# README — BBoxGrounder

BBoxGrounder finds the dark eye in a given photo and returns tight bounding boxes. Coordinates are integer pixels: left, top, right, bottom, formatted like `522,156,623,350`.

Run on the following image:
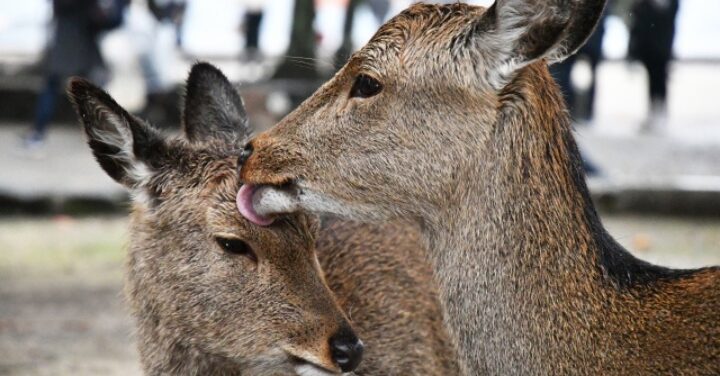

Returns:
350,74,383,98
215,237,258,263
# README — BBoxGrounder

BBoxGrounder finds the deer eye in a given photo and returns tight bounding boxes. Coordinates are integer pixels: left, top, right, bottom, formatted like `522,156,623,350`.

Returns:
215,237,258,263
350,74,383,98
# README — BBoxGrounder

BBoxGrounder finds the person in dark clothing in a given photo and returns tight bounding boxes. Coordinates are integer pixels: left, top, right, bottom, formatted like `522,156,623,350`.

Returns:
240,1,265,62
551,0,613,124
24,0,107,148
549,4,609,176
550,15,606,123
628,0,679,132
147,0,186,46
140,0,185,125
245,11,263,55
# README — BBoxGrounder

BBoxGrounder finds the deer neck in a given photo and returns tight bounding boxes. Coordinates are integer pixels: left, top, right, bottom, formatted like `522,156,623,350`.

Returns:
420,64,605,372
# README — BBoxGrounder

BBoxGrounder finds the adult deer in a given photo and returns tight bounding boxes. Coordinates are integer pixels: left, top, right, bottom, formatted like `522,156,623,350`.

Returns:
237,2,720,375
68,63,458,375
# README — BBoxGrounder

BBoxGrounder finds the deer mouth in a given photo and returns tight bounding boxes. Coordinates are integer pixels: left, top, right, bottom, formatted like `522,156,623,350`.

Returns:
238,180,354,225
292,359,341,376
286,350,343,376
236,183,300,226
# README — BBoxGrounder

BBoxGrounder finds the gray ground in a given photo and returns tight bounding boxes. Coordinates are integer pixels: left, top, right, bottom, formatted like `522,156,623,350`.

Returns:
0,215,719,375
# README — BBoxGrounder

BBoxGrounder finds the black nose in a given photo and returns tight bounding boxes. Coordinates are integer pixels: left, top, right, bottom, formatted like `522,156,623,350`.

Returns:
329,329,364,372
238,142,253,166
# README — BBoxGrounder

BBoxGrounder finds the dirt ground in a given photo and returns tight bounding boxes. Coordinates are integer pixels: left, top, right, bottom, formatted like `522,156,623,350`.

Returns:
1,214,719,375
0,216,139,376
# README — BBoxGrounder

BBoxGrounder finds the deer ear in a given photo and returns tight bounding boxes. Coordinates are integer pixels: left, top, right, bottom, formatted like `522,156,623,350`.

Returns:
473,0,606,87
182,62,250,145
67,78,164,188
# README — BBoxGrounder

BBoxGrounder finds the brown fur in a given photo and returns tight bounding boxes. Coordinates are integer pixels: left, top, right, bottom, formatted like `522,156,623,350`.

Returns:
125,154,458,375
68,64,458,375
318,220,460,375
239,2,720,375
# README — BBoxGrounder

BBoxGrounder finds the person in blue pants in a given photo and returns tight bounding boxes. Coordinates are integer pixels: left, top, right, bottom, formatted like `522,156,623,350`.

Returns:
24,0,106,149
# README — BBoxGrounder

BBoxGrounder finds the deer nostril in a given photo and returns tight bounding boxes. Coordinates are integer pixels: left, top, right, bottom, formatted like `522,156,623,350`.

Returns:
329,330,364,372
238,143,253,166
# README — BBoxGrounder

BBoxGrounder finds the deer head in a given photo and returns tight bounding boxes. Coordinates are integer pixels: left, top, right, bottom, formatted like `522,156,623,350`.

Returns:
68,63,363,375
237,0,605,225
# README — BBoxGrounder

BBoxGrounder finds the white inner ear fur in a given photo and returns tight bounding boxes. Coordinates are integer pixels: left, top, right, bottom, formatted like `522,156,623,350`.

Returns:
479,21,528,89
482,2,570,89
88,107,133,156
87,105,153,206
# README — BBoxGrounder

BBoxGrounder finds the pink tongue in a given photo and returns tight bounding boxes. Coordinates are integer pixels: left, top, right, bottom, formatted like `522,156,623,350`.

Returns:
236,184,274,226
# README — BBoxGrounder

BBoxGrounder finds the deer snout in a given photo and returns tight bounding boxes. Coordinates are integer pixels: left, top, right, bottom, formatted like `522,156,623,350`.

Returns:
284,322,364,374
238,134,303,187
329,328,364,372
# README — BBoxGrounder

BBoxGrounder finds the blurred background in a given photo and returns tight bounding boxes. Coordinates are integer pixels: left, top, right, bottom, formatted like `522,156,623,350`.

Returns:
1,0,719,374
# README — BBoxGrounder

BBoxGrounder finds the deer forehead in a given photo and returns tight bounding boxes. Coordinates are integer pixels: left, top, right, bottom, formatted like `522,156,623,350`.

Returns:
361,4,486,60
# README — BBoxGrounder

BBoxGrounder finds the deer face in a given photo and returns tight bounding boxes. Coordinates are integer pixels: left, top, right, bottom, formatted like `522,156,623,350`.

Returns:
237,1,606,225
68,64,363,375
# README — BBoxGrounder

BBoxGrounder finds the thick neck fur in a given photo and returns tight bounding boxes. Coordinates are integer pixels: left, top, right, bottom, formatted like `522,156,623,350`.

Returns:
420,62,720,375
421,62,601,374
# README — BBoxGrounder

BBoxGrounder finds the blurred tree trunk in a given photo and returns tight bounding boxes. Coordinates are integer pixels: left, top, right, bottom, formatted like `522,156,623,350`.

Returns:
273,0,317,79
608,0,631,24
334,0,362,68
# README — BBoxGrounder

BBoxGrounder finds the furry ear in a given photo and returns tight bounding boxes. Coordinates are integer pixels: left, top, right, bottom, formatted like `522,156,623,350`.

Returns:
470,0,606,87
67,78,164,188
182,62,250,145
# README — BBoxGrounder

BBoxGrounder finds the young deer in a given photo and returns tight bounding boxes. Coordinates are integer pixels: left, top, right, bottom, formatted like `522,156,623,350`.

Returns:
237,1,720,375
68,63,458,375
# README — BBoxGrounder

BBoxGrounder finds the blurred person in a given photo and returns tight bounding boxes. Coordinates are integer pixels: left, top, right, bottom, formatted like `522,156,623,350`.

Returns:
335,0,359,65
140,0,186,124
274,0,316,79
367,0,390,21
147,0,185,46
335,0,389,65
628,0,679,132
241,0,265,61
549,4,610,176
550,4,609,125
23,0,128,149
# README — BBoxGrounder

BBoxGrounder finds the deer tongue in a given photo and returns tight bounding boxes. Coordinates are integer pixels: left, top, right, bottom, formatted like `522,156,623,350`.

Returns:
236,184,300,226
237,184,274,226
